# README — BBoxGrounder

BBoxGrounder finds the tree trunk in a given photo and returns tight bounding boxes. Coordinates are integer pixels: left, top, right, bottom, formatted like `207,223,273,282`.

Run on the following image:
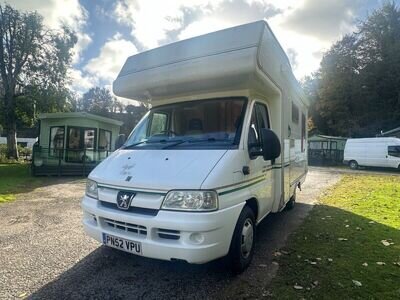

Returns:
4,89,19,160
6,124,18,159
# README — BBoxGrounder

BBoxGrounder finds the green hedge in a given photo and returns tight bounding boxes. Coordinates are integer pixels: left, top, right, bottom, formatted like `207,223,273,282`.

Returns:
0,144,32,163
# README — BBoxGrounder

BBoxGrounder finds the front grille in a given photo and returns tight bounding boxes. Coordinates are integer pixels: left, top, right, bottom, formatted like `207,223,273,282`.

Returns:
103,218,147,236
99,201,158,216
157,228,181,240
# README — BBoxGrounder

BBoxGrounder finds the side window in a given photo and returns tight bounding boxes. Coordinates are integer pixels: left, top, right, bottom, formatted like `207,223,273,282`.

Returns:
301,112,306,152
388,146,400,158
292,102,299,124
255,103,270,130
99,129,111,151
248,102,270,156
49,126,65,157
149,112,168,136
248,107,260,148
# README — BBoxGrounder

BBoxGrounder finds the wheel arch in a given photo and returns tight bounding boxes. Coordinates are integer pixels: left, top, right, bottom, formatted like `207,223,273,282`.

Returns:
245,197,259,221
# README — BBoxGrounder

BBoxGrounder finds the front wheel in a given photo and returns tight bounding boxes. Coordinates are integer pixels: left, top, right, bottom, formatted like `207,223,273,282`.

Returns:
228,206,256,273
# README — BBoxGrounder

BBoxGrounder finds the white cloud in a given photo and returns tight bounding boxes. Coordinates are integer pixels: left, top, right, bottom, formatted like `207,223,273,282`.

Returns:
5,0,91,64
178,18,232,40
84,34,138,81
114,0,223,49
68,69,97,93
112,0,321,78
281,0,363,41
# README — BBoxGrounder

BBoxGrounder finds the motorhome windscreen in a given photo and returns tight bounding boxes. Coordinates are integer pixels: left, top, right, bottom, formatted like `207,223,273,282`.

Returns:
124,97,247,150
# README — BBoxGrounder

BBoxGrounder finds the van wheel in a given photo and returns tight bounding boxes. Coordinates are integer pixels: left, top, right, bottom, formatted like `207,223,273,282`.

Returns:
229,206,256,274
286,191,296,210
349,160,358,170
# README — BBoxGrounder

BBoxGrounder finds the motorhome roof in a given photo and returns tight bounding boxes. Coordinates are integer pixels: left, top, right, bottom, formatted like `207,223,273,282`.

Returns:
113,20,308,107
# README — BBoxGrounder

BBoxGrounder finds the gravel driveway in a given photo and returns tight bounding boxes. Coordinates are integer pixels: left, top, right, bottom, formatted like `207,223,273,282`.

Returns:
0,168,341,299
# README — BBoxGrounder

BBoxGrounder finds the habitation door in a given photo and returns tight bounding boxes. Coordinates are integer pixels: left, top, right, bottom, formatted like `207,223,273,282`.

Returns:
66,127,97,163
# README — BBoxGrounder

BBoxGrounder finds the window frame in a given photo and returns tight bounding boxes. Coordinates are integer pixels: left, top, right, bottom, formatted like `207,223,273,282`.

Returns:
247,101,271,159
124,97,248,150
48,126,65,158
301,112,306,152
292,102,299,124
98,129,112,152
388,145,400,158
148,111,169,137
65,126,98,163
65,126,98,151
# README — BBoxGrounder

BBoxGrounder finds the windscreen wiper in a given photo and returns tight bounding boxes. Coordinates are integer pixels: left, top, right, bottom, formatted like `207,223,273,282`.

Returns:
162,139,190,149
188,137,233,144
122,140,148,149
164,138,234,149
123,139,185,149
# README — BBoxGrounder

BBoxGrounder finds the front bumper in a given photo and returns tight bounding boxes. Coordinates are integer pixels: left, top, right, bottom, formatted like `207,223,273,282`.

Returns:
81,196,244,264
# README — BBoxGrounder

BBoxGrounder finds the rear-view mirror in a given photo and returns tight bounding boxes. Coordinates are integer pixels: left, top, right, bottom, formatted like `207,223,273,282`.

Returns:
115,134,126,149
260,128,281,161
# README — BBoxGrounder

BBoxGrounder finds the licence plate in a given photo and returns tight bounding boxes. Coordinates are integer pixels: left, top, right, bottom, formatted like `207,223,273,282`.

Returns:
102,233,142,255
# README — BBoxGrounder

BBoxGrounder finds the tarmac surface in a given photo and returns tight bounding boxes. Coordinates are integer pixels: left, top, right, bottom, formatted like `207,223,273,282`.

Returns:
0,168,342,299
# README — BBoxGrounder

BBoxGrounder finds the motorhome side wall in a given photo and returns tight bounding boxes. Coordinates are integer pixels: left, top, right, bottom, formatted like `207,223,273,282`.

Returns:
255,24,308,211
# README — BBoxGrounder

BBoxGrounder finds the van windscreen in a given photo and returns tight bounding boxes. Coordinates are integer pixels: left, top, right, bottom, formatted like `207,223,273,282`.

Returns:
124,97,247,150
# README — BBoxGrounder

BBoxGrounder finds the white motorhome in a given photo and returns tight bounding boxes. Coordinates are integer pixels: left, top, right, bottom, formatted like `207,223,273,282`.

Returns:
344,137,400,170
82,21,309,272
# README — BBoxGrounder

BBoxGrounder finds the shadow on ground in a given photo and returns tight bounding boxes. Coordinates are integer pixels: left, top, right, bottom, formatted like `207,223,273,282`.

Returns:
29,203,315,299
29,201,400,299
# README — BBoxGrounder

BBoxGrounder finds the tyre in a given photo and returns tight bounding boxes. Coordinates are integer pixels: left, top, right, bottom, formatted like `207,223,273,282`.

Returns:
349,160,358,170
229,206,256,273
286,191,296,210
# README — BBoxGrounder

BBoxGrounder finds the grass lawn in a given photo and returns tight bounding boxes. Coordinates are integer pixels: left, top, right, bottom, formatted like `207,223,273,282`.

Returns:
0,163,41,203
268,175,400,299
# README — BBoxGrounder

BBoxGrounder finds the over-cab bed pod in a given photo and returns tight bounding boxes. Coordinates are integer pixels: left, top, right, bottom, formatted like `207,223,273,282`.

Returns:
113,20,308,109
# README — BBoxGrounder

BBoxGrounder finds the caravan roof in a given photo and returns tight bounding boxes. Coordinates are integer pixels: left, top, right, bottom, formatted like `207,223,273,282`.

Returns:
113,20,308,107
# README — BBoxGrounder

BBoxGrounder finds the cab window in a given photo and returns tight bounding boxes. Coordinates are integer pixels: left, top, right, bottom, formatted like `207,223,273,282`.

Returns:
388,145,400,157
149,112,168,136
248,102,270,156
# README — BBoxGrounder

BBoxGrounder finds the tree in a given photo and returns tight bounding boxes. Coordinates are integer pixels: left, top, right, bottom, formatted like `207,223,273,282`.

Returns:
0,5,76,158
80,87,119,115
308,2,400,137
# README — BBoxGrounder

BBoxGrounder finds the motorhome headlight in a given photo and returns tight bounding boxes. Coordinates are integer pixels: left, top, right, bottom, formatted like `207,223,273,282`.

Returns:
86,179,98,199
162,191,218,211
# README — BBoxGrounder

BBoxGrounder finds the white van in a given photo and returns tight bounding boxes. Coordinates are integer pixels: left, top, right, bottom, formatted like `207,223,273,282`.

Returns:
344,137,400,170
81,21,309,272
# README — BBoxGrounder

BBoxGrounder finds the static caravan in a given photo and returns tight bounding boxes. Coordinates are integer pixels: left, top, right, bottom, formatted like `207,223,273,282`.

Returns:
82,21,309,272
33,112,122,176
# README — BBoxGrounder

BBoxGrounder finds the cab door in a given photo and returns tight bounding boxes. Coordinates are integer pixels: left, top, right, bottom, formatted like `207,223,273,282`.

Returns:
246,101,274,220
387,145,400,168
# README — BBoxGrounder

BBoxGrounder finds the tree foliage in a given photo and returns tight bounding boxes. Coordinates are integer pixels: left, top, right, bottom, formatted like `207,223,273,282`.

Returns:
0,4,76,158
306,2,400,137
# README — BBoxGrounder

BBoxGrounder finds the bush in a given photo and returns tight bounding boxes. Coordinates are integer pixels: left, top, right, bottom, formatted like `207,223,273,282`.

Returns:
0,144,32,163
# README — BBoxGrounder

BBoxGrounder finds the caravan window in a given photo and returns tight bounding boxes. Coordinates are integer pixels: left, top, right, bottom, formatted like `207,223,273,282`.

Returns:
292,102,299,124
388,146,400,157
301,112,306,152
49,126,65,157
99,129,111,151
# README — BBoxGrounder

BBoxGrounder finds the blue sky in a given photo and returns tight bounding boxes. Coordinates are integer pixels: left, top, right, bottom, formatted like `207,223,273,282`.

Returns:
4,0,395,103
